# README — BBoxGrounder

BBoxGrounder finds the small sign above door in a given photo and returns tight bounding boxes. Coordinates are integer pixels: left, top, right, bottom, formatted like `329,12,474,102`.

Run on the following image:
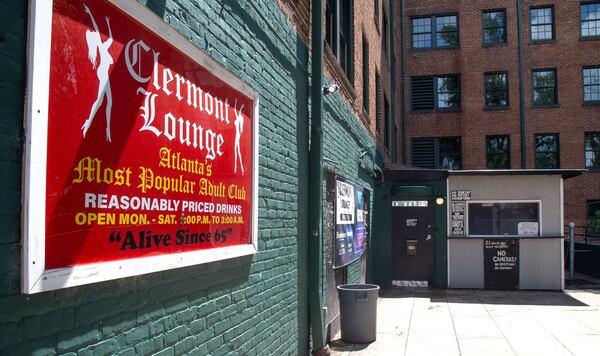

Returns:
392,200,429,207
451,190,471,201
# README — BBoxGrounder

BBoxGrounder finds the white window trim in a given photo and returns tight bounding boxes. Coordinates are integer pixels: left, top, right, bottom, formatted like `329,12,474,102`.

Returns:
465,200,543,238
22,0,260,294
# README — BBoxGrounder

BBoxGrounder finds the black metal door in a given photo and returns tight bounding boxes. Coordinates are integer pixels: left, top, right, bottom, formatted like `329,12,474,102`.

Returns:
391,203,434,282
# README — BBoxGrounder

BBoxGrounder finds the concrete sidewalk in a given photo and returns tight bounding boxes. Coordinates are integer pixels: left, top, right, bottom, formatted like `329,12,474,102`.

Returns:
330,285,600,355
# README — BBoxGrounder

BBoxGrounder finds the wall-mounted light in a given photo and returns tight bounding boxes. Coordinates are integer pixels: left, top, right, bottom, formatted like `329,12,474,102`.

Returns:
322,84,340,95
435,195,445,206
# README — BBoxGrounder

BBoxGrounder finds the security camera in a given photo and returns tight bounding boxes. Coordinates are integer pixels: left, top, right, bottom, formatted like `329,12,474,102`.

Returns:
323,84,340,95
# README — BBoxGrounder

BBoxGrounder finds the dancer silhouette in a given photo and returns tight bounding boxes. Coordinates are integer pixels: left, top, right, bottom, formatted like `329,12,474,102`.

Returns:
234,101,244,175
81,4,114,142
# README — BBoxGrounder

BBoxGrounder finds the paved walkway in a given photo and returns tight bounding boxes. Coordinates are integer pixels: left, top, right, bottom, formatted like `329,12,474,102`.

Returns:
330,282,600,355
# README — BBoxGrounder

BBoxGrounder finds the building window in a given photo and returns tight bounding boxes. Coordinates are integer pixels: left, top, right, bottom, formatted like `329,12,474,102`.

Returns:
325,0,353,81
581,2,600,39
411,75,460,111
588,200,600,236
530,6,554,41
486,135,510,169
411,137,461,170
362,35,369,113
393,124,398,162
384,95,391,153
436,76,461,109
326,0,336,53
584,67,600,104
411,15,459,49
382,8,388,58
376,70,381,133
585,132,600,169
532,69,557,106
339,0,353,81
468,202,540,236
534,134,559,169
482,10,507,45
484,72,508,108
374,0,379,29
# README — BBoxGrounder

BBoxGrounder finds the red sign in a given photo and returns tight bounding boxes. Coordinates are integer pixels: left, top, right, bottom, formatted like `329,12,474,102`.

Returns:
42,0,257,269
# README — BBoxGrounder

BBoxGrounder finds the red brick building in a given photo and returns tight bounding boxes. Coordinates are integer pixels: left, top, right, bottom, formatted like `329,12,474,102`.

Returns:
397,0,600,236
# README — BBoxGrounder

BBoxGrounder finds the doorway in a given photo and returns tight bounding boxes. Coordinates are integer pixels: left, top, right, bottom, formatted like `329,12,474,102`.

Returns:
391,201,434,285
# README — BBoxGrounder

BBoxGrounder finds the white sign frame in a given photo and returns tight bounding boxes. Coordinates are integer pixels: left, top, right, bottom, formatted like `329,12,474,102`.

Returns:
464,200,542,238
22,0,260,294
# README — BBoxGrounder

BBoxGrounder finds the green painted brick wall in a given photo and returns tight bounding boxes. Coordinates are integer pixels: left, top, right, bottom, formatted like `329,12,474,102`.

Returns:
0,0,311,354
321,82,378,303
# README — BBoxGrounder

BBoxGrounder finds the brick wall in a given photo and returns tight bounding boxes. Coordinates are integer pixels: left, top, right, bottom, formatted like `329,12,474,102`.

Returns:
0,0,312,354
319,0,384,305
400,0,600,232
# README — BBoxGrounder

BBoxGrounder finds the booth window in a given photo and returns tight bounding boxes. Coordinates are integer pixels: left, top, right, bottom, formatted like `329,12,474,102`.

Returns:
468,202,540,236
534,133,559,169
482,10,507,45
486,135,510,169
585,132,600,169
588,200,600,236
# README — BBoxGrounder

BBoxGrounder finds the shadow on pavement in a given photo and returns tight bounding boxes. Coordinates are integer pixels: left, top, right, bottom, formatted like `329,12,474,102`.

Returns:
379,287,589,307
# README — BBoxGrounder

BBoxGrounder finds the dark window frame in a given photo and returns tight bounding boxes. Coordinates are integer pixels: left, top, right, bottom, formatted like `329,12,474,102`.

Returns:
374,0,379,32
325,0,337,54
438,137,462,170
362,33,369,114
384,94,390,152
376,70,381,133
484,71,509,108
382,6,388,59
583,66,600,105
585,132,600,170
467,202,540,237
532,68,558,107
410,74,461,111
534,133,560,169
411,137,462,170
482,9,507,45
581,1,600,40
325,0,354,83
529,5,555,42
410,13,460,49
587,199,600,236
486,135,511,169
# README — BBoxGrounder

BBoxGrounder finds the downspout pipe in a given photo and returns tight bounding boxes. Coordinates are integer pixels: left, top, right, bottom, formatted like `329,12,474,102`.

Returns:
516,0,527,168
400,0,408,164
309,0,326,352
389,0,397,162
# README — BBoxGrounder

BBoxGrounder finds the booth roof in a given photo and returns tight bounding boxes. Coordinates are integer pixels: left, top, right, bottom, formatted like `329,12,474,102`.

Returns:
448,169,585,180
381,164,585,182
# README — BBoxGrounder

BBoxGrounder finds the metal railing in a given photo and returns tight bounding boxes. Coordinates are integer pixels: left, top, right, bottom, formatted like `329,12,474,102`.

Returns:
563,224,600,245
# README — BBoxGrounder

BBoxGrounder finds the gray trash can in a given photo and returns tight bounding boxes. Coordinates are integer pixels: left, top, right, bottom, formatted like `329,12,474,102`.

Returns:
337,284,380,343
